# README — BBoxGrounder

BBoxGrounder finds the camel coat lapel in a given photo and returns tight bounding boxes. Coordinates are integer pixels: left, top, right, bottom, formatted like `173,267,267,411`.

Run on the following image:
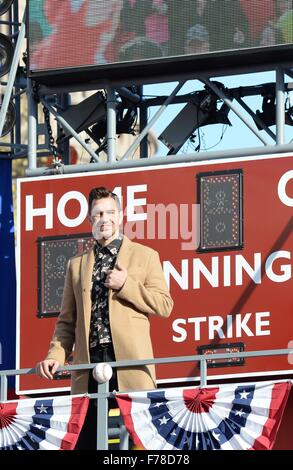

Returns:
81,246,95,346
80,235,131,334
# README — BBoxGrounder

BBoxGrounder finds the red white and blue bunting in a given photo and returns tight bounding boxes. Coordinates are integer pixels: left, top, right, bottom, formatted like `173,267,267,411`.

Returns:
116,381,291,450
0,395,89,450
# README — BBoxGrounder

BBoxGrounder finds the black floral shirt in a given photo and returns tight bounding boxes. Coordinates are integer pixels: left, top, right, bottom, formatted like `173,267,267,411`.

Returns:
89,234,123,350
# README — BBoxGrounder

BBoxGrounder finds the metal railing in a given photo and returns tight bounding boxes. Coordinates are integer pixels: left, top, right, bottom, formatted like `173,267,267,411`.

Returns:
1,348,292,450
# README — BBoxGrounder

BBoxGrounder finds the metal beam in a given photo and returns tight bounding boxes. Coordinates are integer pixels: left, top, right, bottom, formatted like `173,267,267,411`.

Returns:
106,87,116,163
138,85,149,158
121,81,185,160
1,348,292,377
41,98,100,163
27,79,37,169
0,15,26,136
235,96,276,142
200,78,270,146
36,59,293,96
26,142,293,177
276,67,285,145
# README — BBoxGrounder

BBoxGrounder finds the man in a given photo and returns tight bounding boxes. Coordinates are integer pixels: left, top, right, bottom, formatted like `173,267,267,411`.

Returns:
36,186,173,448
184,24,210,55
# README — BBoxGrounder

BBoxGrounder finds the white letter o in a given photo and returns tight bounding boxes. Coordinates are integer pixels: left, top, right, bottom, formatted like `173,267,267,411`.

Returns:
278,170,293,207
57,191,88,227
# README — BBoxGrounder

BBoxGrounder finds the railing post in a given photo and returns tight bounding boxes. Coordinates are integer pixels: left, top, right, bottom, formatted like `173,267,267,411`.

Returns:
0,375,8,401
27,78,37,169
96,381,109,450
106,87,117,163
200,358,207,388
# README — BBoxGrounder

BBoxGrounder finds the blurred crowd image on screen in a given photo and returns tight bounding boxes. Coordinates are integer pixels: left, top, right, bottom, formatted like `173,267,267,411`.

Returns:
30,0,293,70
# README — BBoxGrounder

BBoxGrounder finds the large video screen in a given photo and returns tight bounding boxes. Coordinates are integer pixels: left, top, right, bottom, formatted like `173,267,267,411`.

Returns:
28,1,293,82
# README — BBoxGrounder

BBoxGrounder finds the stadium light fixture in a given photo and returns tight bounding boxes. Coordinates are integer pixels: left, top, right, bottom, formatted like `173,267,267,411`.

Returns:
159,85,231,155
0,33,13,77
255,94,293,129
0,97,16,136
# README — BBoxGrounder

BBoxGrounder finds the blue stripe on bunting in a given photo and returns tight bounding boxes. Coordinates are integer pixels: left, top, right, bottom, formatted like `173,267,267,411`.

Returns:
147,385,256,450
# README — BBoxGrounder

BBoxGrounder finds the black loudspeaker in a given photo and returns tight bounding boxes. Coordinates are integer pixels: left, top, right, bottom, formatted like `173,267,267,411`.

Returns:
28,1,293,87
197,342,245,368
197,169,243,252
37,233,94,318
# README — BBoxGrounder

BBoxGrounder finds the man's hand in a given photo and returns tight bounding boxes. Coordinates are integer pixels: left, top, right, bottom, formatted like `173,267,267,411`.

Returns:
35,359,60,380
104,262,127,290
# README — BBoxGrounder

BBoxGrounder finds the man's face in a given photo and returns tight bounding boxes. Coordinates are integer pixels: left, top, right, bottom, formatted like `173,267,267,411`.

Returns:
89,197,122,243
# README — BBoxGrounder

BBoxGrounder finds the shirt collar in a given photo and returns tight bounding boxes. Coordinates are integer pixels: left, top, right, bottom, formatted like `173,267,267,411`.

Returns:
94,233,123,256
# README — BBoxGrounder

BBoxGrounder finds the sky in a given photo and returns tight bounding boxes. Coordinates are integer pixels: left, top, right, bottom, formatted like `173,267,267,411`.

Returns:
145,70,293,157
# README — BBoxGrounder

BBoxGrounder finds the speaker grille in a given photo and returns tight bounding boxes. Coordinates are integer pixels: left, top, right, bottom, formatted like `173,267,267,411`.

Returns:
37,233,94,318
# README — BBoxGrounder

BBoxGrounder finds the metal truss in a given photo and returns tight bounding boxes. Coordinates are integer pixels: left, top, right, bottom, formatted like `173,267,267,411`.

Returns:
0,0,26,159
26,65,293,177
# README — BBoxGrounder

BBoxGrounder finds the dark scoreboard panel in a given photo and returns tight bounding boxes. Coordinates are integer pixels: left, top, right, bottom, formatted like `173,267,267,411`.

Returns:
37,234,94,317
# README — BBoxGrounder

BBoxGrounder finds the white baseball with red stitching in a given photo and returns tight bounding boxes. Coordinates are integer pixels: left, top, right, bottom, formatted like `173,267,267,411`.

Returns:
92,362,113,383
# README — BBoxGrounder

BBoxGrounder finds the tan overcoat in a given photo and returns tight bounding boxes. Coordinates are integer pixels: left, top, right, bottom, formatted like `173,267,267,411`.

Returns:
46,236,173,394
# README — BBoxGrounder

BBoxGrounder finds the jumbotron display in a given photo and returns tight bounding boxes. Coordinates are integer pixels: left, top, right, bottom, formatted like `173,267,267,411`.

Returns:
28,1,293,84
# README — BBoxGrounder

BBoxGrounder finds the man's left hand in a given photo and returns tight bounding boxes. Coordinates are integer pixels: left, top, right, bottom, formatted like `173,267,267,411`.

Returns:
105,262,127,290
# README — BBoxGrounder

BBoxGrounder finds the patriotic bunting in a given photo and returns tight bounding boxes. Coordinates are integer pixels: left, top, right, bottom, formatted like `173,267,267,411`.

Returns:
116,381,291,450
0,395,89,450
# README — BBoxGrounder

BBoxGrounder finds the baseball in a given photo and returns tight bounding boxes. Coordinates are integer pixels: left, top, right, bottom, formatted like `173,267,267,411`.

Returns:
92,362,113,383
